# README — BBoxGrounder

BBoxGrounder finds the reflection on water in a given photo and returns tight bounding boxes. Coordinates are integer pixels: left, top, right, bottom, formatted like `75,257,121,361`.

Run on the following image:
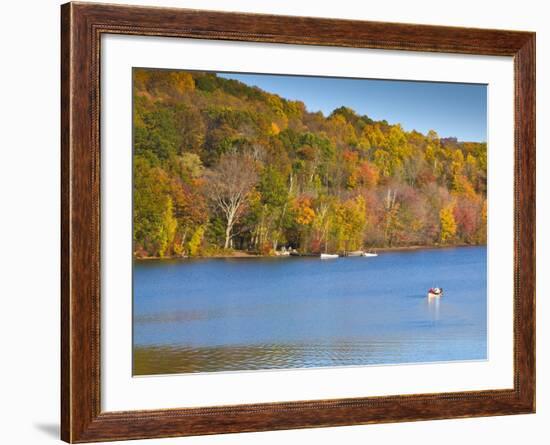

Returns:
133,247,487,375
428,296,441,321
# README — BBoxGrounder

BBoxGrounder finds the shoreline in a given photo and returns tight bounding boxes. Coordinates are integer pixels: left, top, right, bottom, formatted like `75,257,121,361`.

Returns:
134,244,485,261
369,243,478,253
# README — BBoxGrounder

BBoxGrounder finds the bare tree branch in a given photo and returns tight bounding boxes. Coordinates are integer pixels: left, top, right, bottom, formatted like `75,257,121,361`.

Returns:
205,151,258,249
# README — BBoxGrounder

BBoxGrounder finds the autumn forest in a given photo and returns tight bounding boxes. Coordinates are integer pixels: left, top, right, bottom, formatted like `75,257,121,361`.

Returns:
133,69,487,258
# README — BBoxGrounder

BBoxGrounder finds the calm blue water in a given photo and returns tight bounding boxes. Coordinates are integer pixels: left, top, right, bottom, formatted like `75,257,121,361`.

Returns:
133,246,487,375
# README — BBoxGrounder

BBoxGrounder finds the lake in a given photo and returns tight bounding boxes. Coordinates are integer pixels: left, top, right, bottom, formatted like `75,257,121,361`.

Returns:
133,246,487,375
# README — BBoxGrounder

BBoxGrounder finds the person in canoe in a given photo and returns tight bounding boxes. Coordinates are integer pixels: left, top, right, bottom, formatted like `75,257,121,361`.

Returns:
428,287,444,298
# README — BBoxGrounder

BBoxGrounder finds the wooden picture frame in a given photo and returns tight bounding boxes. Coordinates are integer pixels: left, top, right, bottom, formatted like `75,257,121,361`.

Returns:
61,2,535,442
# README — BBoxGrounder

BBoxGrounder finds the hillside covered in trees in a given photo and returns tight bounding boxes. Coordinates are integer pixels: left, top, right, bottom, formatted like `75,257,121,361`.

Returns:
133,69,487,258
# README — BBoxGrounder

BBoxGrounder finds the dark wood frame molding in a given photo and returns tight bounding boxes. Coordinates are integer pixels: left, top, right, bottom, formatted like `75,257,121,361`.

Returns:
61,2,536,442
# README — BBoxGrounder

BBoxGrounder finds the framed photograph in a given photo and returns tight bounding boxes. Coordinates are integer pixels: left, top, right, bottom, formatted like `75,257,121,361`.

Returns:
61,2,535,442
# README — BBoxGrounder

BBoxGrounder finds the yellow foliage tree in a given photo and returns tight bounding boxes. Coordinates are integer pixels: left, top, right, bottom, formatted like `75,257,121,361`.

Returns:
159,198,177,257
294,198,316,226
331,196,367,251
187,226,205,256
270,122,281,135
172,72,195,94
439,203,457,243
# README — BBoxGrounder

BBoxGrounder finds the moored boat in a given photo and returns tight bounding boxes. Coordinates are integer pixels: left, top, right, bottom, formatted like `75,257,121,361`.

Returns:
290,251,318,257
361,252,378,257
320,253,339,259
275,247,291,256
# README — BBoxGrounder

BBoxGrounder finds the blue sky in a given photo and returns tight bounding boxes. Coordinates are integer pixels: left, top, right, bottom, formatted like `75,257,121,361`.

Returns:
218,72,487,142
